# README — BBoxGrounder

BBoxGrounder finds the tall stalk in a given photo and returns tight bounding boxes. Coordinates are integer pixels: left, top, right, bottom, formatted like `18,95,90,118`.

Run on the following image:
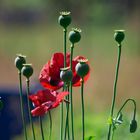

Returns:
70,44,75,140
49,111,52,140
64,86,70,140
60,28,67,140
18,72,28,140
58,11,71,140
107,45,121,140
81,78,85,140
39,116,45,140
63,28,67,67
26,79,36,140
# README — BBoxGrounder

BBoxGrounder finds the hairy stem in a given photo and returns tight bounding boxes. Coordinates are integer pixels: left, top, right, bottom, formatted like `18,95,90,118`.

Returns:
81,78,85,140
49,111,52,140
64,86,70,140
70,44,74,140
107,45,122,140
18,72,28,140
26,79,36,140
39,116,45,140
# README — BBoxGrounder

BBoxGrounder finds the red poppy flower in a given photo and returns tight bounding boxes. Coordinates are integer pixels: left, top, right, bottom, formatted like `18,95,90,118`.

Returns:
39,52,90,90
29,89,69,116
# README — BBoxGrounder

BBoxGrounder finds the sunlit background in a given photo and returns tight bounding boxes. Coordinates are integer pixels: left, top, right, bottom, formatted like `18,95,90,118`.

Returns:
0,0,140,140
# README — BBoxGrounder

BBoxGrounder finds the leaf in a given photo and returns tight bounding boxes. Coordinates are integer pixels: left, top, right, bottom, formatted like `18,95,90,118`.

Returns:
115,112,123,125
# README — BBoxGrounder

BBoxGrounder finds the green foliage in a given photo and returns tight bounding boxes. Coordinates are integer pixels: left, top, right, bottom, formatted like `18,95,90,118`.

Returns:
13,111,140,140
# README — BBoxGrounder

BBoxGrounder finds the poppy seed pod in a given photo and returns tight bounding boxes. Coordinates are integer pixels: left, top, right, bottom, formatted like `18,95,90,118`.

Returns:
60,67,73,83
75,59,89,78
15,54,26,71
69,28,81,44
114,30,125,44
21,64,33,79
0,97,4,111
130,119,137,133
58,11,71,28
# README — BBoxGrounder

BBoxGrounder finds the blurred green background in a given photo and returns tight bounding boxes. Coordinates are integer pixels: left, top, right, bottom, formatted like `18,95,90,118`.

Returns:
0,0,140,139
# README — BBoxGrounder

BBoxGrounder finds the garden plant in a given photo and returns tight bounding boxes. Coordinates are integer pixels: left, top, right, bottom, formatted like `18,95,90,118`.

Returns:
0,11,138,140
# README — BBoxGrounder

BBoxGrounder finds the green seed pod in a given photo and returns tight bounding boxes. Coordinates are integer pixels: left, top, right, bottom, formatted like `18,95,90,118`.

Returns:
15,54,26,71
21,64,33,79
75,59,89,78
69,28,81,44
130,119,137,133
58,11,71,28
60,67,73,83
114,30,125,44
0,98,4,111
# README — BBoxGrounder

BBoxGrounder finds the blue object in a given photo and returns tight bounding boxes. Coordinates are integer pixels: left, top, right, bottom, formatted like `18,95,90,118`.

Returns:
0,82,44,140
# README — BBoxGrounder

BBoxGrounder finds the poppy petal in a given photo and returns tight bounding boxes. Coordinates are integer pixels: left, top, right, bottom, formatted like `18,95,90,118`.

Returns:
31,105,48,117
29,89,57,108
29,95,41,106
36,89,57,102
39,53,65,90
52,92,69,108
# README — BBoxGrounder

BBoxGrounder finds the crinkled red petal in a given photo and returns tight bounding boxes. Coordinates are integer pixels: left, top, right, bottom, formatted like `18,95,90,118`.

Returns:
29,95,41,106
31,105,48,117
29,89,58,107
52,91,69,108
39,54,65,90
39,52,90,89
36,89,57,102
51,53,64,68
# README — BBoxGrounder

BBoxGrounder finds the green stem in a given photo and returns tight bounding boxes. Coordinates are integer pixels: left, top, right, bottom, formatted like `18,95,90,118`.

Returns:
60,28,67,140
49,111,52,140
111,99,136,140
18,72,28,140
67,116,70,140
26,79,36,140
70,44,74,140
64,28,67,67
107,44,122,140
39,116,45,140
111,130,115,140
81,78,85,140
60,102,63,140
116,99,136,120
64,86,70,140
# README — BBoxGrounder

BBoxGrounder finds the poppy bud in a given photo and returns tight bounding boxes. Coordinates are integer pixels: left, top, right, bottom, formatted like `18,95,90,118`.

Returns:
114,30,125,44
130,119,137,133
69,28,81,44
60,67,73,83
21,64,33,79
58,11,71,28
75,59,89,78
0,97,4,111
15,54,26,71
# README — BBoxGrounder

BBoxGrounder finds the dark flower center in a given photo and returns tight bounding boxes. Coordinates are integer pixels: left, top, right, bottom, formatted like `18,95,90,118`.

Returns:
49,78,60,86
